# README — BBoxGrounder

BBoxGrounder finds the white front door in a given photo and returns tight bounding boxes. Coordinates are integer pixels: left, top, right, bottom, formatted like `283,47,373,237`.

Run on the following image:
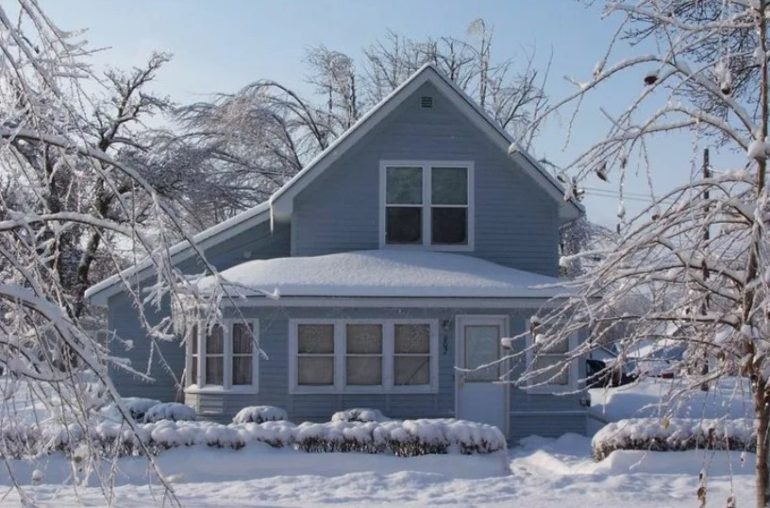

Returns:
455,316,508,434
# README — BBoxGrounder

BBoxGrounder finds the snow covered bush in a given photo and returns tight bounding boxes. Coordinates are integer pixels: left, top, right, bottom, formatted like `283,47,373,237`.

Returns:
0,417,505,458
102,398,162,422
142,403,197,423
592,418,755,461
331,408,389,423
232,406,288,424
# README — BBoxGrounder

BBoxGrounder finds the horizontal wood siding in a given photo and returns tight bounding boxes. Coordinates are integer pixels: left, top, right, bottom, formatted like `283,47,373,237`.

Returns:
178,306,587,443
291,81,559,276
106,221,290,401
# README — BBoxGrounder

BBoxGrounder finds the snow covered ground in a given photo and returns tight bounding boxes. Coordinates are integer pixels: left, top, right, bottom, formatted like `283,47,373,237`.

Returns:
1,434,754,507
0,377,758,507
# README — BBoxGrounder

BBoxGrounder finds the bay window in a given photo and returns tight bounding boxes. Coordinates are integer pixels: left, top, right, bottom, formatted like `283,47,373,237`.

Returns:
290,319,438,394
381,161,473,249
186,319,259,392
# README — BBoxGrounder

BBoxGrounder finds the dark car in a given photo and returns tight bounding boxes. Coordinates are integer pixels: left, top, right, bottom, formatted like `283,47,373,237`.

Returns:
585,359,637,388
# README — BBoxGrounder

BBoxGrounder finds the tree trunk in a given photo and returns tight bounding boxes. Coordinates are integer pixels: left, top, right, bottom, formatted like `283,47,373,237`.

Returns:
757,385,770,508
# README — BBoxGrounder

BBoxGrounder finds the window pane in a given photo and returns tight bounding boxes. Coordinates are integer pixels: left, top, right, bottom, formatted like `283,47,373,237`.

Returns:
432,207,467,245
233,356,252,385
346,356,382,385
298,324,334,354
386,207,422,244
191,325,198,355
206,325,223,354
190,355,198,386
464,325,499,382
206,356,223,385
233,323,253,354
394,324,430,353
298,356,334,385
394,356,430,385
532,356,569,385
541,336,569,354
346,324,383,354
386,167,422,204
432,167,467,205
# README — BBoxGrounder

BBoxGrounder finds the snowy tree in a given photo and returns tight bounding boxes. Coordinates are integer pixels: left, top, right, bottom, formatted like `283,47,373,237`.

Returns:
508,1,770,505
172,20,551,228
0,2,225,503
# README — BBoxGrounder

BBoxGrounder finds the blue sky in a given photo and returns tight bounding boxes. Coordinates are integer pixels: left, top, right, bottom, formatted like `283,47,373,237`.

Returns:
39,0,732,227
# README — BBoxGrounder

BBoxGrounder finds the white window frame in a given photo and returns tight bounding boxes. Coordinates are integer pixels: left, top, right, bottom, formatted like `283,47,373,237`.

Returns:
289,318,439,394
379,160,475,251
524,331,579,394
185,319,260,394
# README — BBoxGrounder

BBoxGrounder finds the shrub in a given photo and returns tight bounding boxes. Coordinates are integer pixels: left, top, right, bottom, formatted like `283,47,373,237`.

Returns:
591,418,755,461
142,403,197,423
232,406,288,424
0,417,506,459
331,408,389,423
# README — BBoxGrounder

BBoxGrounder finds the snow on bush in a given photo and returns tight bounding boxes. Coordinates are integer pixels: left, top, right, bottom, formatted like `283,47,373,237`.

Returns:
102,398,162,422
232,406,288,424
0,418,505,459
592,418,755,461
331,408,389,423
142,403,197,423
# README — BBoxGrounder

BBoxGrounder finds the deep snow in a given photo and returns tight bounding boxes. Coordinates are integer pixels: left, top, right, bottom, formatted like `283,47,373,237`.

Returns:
196,249,566,298
1,434,754,507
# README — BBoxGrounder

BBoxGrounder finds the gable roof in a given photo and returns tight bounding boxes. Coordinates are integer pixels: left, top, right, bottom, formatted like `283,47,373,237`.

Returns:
269,63,583,222
86,64,582,306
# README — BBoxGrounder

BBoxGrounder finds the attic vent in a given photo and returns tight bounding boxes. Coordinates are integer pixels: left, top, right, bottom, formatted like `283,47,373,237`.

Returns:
420,96,433,108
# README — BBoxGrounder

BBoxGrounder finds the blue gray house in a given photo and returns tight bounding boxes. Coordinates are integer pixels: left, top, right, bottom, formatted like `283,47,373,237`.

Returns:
86,64,586,442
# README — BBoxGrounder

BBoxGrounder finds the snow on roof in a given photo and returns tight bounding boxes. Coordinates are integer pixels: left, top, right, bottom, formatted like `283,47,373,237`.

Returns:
197,249,566,299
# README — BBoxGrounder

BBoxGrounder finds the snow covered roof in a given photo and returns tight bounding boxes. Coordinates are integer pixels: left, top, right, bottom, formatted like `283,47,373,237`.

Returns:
85,202,271,305
197,249,566,299
269,63,583,223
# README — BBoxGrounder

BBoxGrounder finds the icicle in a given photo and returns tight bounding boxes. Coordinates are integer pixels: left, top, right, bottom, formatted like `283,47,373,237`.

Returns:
617,202,626,219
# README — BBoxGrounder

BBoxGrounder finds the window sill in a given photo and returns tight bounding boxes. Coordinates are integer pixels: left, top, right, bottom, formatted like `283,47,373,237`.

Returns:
185,385,259,395
381,243,474,252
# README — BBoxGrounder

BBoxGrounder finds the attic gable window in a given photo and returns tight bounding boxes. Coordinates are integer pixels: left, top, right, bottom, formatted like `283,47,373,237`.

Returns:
381,161,473,250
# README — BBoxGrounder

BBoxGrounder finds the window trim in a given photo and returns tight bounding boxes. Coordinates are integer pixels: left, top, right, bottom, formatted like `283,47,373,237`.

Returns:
524,331,579,394
379,160,474,251
289,318,439,394
185,319,260,395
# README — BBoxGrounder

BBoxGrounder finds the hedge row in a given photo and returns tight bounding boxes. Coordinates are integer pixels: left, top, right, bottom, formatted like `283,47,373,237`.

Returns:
0,417,506,459
591,418,755,461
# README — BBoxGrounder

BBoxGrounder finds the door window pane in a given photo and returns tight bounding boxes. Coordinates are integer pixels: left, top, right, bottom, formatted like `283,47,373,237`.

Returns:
432,167,467,205
298,356,334,385
394,324,430,353
386,207,422,244
532,356,569,385
464,325,500,382
298,324,334,353
394,356,430,385
386,167,422,204
346,324,383,354
347,357,382,385
432,207,467,245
